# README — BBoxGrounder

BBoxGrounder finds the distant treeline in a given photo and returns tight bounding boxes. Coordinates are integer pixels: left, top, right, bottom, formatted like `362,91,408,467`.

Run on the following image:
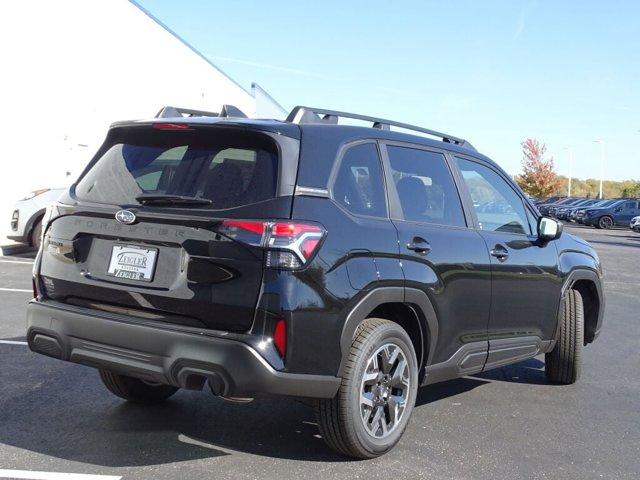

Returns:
551,176,640,198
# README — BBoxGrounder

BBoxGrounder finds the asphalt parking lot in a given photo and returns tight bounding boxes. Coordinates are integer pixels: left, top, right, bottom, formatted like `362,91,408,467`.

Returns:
0,224,639,480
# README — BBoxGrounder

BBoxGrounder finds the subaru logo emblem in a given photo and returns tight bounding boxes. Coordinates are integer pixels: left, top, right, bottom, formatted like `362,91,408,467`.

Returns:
115,210,136,224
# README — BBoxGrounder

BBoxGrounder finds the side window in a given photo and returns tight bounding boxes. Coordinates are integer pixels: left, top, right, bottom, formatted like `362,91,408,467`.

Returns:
332,143,387,218
386,146,466,227
455,157,532,235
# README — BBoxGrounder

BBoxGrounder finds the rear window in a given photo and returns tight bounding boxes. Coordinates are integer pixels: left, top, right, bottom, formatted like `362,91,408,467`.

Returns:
75,127,279,209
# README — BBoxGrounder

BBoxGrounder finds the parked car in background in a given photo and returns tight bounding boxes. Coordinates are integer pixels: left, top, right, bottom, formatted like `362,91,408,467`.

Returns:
583,198,640,229
556,199,598,221
8,188,66,250
537,197,577,216
548,198,585,218
573,199,620,223
631,216,640,233
534,195,565,206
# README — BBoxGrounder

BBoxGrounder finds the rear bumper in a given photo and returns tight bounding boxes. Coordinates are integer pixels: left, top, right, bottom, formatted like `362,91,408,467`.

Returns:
6,234,28,243
26,300,340,399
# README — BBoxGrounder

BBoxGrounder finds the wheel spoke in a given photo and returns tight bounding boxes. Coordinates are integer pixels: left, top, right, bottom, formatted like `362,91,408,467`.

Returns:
378,346,391,374
379,410,388,436
385,346,400,373
360,391,374,408
388,395,406,425
390,358,408,387
362,370,379,385
369,406,384,435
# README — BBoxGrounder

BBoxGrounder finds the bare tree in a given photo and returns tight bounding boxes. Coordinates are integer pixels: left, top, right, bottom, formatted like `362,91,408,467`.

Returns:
516,138,562,198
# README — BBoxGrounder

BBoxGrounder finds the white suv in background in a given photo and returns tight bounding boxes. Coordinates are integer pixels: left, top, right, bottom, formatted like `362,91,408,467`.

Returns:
8,188,66,250
631,216,640,233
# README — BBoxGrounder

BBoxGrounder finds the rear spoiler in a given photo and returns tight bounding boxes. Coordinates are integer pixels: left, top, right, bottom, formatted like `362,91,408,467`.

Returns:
155,105,248,119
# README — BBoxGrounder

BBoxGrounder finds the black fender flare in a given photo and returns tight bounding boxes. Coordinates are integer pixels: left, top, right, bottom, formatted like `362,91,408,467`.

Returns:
25,208,46,243
555,268,604,342
337,287,439,377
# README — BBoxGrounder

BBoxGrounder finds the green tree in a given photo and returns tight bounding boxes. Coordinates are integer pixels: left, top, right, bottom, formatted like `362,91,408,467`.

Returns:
621,182,640,197
515,138,562,198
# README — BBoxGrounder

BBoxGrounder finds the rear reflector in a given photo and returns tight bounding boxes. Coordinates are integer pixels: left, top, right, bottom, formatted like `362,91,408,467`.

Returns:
273,319,287,358
219,219,325,270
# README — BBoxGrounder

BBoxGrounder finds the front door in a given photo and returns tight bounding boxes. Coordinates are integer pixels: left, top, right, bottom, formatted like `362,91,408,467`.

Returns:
382,143,491,379
454,156,562,369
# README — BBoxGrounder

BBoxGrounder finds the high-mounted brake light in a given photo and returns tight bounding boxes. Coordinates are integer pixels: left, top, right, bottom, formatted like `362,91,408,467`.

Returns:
152,123,193,130
219,220,325,269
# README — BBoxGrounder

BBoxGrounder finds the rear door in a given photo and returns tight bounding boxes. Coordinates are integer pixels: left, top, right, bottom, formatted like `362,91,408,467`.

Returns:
381,142,491,375
39,124,296,332
613,200,640,225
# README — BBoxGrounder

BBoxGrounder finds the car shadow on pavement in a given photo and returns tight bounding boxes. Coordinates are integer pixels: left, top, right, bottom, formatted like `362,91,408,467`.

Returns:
415,377,490,407
474,357,548,385
0,349,550,467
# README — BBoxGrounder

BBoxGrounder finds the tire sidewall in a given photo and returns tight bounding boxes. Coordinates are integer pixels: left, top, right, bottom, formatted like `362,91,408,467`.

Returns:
599,216,612,229
346,324,418,456
31,221,42,251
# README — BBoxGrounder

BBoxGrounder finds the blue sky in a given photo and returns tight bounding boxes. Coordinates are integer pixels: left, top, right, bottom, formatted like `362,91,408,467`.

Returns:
137,0,639,181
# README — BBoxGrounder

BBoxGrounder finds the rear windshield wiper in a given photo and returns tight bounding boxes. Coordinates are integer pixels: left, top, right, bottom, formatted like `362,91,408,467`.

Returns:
135,194,213,206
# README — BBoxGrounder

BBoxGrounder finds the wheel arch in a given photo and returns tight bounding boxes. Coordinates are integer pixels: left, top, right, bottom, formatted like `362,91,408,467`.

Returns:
337,287,438,380
559,269,604,345
25,208,46,245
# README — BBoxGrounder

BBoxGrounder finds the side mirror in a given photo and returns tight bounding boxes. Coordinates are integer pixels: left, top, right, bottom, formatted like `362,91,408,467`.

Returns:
538,217,562,241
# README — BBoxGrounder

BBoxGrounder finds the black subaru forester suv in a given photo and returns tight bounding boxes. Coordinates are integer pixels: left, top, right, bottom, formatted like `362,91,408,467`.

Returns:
27,105,604,459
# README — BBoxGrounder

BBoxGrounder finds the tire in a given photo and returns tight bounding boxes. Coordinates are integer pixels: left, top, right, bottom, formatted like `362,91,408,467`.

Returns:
545,289,584,384
314,318,418,459
99,369,178,404
597,216,613,229
30,219,43,251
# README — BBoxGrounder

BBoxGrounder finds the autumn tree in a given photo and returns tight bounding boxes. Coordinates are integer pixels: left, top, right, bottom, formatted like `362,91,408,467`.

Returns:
516,138,562,198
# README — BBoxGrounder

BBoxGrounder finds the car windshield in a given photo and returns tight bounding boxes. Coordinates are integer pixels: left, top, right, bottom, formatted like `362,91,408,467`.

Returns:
75,126,279,209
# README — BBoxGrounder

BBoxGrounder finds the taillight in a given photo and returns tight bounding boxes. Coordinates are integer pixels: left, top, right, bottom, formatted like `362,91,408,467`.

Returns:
273,319,287,358
152,123,193,130
219,219,325,269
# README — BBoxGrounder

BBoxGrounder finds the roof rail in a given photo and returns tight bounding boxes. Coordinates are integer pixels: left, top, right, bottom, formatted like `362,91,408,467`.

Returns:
155,104,247,119
286,106,475,151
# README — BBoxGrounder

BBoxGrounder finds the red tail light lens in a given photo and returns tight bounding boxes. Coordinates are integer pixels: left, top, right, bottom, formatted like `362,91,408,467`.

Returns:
219,219,325,269
152,123,193,130
273,319,287,358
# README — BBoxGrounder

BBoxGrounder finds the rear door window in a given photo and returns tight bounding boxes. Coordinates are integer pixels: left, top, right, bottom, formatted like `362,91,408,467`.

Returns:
75,127,278,209
386,146,466,227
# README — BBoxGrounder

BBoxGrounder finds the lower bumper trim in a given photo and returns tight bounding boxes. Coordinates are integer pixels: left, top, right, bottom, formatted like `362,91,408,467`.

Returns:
27,300,340,399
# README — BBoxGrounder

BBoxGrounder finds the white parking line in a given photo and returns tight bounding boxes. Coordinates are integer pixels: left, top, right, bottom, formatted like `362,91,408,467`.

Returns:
0,259,34,265
0,287,32,293
0,340,28,345
0,470,121,480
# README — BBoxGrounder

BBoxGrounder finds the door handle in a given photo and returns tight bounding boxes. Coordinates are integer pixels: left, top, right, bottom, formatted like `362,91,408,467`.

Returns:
407,237,431,255
490,244,509,261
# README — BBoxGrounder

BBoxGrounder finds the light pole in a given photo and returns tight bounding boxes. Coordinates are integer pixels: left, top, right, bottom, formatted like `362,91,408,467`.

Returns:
563,146,573,197
594,140,605,199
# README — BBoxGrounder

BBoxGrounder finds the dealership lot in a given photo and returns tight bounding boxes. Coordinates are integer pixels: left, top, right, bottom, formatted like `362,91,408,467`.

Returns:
1,225,639,480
